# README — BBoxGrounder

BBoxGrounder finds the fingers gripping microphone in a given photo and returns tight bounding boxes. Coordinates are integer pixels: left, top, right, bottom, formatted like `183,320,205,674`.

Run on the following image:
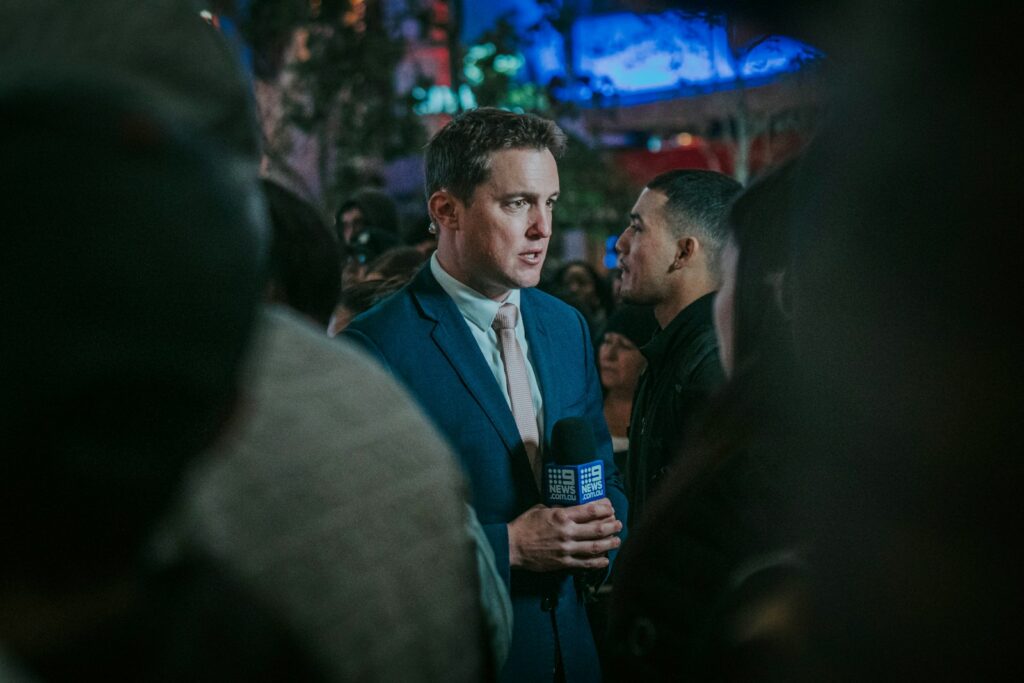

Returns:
543,417,606,506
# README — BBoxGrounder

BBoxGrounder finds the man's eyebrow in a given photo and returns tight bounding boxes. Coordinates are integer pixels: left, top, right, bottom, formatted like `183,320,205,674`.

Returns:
629,212,643,223
497,191,559,201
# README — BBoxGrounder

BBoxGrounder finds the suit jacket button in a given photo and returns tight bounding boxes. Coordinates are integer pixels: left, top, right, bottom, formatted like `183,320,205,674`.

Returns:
541,595,554,611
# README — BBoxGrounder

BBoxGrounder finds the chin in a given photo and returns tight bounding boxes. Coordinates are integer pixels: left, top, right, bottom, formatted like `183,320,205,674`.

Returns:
621,289,654,307
513,273,542,290
619,291,641,306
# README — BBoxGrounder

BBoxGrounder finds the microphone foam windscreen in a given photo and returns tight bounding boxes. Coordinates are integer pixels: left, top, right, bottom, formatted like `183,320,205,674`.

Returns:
551,417,597,466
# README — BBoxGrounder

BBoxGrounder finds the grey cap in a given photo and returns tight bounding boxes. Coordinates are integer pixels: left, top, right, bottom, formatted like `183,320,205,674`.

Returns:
0,0,261,160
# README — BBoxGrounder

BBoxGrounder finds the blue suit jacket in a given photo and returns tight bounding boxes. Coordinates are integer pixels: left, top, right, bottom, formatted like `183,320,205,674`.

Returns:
344,265,628,682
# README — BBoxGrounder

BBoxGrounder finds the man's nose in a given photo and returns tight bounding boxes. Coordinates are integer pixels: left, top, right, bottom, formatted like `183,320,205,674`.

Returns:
614,231,628,254
529,205,552,238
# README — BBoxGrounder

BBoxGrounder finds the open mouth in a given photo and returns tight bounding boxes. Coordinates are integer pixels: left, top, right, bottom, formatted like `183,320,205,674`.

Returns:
520,251,543,265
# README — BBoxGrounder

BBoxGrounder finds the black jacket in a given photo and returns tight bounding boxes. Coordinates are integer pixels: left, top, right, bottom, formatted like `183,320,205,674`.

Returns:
606,356,803,682
625,292,725,528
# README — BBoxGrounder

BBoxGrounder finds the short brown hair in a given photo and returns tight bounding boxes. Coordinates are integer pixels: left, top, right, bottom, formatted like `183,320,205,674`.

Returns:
425,107,567,203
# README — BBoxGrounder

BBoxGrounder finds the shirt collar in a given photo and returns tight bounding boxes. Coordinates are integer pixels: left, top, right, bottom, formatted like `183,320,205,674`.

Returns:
641,291,717,363
430,253,521,333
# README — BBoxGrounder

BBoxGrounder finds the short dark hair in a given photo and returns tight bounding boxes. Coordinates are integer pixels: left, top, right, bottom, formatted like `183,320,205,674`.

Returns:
425,107,567,203
646,169,742,278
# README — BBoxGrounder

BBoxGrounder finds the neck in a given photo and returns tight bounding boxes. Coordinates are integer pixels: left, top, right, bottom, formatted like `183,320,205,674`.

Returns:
434,248,509,301
654,276,716,328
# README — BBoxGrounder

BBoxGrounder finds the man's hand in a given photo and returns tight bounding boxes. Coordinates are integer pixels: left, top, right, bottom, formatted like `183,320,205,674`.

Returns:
507,497,622,572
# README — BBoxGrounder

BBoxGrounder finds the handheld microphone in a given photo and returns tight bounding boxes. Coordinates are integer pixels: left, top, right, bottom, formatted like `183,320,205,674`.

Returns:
543,417,605,507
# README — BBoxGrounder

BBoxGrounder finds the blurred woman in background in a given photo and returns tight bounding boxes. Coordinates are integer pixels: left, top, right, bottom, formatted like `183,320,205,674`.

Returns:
598,305,658,472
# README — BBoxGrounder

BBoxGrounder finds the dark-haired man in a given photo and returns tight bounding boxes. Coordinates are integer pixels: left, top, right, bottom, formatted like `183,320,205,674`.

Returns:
615,169,740,527
345,108,627,682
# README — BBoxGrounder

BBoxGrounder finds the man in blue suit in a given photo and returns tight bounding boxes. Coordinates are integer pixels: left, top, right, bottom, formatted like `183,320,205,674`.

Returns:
345,108,627,682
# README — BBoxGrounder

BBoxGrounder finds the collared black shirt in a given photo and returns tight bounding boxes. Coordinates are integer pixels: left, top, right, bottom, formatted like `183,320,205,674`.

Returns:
625,292,725,528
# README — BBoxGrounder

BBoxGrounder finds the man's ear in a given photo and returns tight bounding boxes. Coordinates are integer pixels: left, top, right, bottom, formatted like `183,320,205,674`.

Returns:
428,190,460,232
673,236,699,270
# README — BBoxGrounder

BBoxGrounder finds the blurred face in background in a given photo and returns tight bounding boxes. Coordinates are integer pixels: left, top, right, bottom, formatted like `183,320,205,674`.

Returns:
561,264,600,313
599,332,647,395
713,236,738,377
339,207,364,243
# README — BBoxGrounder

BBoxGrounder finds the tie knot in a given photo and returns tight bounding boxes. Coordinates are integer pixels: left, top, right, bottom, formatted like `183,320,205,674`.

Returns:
493,302,518,331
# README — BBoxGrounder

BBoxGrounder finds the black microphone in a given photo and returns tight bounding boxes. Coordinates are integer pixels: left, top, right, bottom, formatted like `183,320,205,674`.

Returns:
543,417,606,507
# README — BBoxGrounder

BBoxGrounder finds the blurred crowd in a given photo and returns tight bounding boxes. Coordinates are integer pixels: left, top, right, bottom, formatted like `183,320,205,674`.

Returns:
2,0,1019,682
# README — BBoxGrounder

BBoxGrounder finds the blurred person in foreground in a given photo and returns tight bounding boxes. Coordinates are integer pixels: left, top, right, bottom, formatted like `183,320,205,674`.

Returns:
606,161,805,682
767,1,1024,678
0,0,261,165
186,304,503,681
615,169,740,528
0,78,317,681
192,176,501,683
344,107,627,683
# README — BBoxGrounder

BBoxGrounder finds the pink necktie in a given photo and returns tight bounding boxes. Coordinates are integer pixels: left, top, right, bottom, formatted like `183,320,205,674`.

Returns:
492,303,541,488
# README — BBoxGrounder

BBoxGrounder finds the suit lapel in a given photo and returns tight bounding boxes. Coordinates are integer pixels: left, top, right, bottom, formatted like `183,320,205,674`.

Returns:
521,290,560,454
409,267,522,454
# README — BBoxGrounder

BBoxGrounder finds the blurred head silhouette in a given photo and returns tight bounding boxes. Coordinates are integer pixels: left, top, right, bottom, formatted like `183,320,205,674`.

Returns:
0,77,267,588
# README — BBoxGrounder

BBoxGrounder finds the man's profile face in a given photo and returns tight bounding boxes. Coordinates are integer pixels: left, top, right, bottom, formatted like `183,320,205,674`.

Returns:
615,188,677,305
449,148,559,300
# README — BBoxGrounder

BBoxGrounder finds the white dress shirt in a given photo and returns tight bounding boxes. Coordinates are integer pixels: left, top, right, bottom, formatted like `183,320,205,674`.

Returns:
430,253,544,436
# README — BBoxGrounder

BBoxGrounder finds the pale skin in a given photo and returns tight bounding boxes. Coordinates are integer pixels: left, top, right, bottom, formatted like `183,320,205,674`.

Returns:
508,498,622,571
428,148,623,571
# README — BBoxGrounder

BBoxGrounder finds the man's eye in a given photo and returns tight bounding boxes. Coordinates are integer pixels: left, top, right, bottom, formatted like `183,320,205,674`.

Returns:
508,199,527,209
